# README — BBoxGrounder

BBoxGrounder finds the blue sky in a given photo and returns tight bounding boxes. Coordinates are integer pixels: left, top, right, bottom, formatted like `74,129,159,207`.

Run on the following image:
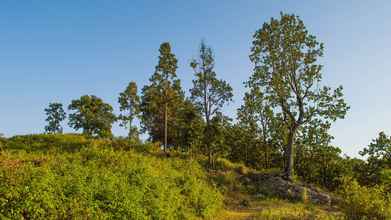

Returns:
1,1,390,157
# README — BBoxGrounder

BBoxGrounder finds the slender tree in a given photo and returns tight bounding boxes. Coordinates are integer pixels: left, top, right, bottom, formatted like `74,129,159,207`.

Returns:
140,42,184,151
249,13,349,180
118,81,140,139
44,102,66,134
68,95,116,138
190,41,233,165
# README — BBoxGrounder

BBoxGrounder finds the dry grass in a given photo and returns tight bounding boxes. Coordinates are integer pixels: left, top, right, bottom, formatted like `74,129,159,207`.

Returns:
215,195,343,220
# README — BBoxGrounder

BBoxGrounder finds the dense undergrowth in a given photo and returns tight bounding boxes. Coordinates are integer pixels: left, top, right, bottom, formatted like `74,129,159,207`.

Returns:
0,134,222,219
1,134,391,220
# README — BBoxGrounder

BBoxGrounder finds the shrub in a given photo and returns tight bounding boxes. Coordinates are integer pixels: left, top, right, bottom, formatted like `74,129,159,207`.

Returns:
0,147,222,219
0,136,6,151
5,134,89,152
3,134,161,154
214,158,250,174
338,177,391,220
380,168,391,192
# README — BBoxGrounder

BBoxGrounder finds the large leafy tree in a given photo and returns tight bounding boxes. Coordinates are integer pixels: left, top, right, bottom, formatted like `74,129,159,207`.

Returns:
44,102,66,134
140,42,184,150
68,95,116,138
118,81,140,139
190,41,233,165
249,13,349,180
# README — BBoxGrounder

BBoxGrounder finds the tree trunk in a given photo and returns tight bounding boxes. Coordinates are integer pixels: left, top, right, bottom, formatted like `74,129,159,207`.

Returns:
284,127,297,181
164,102,168,152
208,150,212,169
128,117,133,139
205,116,212,167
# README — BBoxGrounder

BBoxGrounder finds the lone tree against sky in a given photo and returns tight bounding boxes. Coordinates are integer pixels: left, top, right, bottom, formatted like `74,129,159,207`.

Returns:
249,13,349,180
44,102,66,134
68,95,116,138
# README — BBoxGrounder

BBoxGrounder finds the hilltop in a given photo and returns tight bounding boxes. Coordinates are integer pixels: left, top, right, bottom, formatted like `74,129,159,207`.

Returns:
0,134,366,220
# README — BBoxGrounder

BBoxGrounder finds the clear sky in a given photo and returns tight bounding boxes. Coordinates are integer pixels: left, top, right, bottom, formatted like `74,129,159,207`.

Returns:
1,1,390,157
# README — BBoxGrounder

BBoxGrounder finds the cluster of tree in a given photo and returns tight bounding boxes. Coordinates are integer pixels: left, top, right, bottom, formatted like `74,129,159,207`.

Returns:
44,41,233,165
42,13,391,188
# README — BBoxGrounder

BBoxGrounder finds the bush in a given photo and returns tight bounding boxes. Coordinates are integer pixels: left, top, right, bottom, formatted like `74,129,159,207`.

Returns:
5,134,89,152
380,168,391,192
338,177,391,220
4,134,163,155
0,136,6,151
213,158,250,175
0,147,222,219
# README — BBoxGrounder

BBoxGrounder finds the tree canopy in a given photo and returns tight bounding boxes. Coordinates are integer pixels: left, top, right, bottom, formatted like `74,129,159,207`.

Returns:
118,81,140,139
140,42,185,150
249,13,349,179
44,102,66,134
68,95,116,138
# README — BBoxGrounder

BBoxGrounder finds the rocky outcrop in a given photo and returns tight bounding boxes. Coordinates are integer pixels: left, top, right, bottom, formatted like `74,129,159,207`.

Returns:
243,172,333,205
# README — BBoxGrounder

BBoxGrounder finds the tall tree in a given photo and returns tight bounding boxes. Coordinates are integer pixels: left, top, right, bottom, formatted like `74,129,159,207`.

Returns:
118,81,140,139
249,13,349,180
190,41,233,165
68,95,116,138
140,42,184,151
44,102,66,134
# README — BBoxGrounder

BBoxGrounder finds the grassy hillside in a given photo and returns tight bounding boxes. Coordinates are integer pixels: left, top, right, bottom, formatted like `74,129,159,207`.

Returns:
0,135,222,219
1,134,389,220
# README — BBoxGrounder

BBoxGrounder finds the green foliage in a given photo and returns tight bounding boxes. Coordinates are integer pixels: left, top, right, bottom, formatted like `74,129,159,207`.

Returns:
249,12,349,179
295,142,347,190
118,81,141,139
140,42,185,149
68,95,116,138
190,41,233,122
380,168,391,191
174,99,204,154
0,147,223,219
190,41,233,166
5,134,89,152
338,177,391,220
0,133,5,149
3,134,164,156
359,131,391,186
44,102,66,134
213,158,249,174
360,131,391,162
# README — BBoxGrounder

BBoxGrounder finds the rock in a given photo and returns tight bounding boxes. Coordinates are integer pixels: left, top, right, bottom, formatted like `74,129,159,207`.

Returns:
248,173,333,205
